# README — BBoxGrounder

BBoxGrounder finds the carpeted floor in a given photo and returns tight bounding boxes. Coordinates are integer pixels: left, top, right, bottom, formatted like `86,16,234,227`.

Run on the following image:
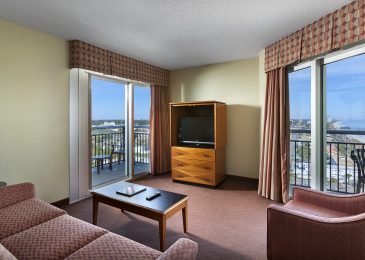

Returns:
62,174,275,260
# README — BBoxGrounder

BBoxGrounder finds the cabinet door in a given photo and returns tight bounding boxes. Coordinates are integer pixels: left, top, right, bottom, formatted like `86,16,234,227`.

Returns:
215,103,227,149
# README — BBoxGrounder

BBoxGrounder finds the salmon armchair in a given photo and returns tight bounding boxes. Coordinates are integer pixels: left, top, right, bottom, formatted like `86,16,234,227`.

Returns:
267,186,365,260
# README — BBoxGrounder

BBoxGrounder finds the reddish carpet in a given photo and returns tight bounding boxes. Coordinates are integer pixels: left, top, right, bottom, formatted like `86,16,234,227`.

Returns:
62,174,274,260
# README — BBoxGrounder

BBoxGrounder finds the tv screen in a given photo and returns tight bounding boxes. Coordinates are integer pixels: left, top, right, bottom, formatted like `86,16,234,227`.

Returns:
179,117,214,147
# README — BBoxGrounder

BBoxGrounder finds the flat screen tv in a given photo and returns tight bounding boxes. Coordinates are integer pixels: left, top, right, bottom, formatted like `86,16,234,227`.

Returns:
179,117,214,147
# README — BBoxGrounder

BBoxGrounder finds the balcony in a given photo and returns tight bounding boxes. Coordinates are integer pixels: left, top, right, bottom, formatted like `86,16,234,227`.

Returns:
290,129,365,194
91,126,150,187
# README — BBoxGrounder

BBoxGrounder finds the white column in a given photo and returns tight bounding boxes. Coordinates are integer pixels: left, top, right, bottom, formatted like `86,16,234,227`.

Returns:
310,60,323,190
69,69,90,203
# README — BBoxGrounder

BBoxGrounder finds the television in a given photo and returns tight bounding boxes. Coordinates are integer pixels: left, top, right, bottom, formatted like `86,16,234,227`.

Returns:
179,117,214,147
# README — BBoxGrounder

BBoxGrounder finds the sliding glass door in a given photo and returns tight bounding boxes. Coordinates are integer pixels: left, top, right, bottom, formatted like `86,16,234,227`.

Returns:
91,77,128,187
133,85,151,176
90,76,151,187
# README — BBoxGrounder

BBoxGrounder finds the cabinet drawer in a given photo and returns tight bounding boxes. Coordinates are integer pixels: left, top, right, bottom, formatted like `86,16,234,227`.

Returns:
172,158,215,173
172,169,213,185
172,158,214,185
171,147,215,161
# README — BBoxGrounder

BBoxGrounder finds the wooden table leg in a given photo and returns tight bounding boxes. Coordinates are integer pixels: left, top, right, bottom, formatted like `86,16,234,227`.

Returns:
159,216,166,251
182,201,188,233
93,196,99,225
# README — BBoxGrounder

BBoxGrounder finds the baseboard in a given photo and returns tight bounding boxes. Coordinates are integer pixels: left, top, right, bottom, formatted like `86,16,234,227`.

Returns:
226,175,259,184
51,198,69,208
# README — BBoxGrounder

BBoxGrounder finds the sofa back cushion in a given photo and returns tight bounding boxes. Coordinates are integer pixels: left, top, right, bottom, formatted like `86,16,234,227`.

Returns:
0,244,17,260
0,183,35,209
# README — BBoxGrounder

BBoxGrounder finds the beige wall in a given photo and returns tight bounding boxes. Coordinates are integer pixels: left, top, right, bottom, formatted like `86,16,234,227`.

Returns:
170,59,260,178
0,19,69,203
258,49,266,144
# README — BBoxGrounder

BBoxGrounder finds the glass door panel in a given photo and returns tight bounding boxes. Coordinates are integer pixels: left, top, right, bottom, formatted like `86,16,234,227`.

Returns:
288,67,312,189
324,53,365,193
133,85,151,176
90,77,128,187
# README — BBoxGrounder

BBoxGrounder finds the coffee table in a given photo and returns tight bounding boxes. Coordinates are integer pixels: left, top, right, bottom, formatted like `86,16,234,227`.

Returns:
92,181,188,251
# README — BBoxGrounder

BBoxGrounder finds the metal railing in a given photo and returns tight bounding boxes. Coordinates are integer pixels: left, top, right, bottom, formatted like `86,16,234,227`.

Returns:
91,126,150,167
290,129,365,194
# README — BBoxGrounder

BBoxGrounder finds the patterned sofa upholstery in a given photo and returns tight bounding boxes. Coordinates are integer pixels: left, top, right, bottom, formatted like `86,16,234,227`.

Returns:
0,183,198,260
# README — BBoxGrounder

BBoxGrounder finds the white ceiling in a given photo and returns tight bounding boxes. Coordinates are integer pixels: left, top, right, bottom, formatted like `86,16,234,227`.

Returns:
0,0,352,70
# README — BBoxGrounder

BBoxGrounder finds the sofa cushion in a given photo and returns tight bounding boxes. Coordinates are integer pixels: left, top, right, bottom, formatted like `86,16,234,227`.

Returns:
284,200,350,218
65,232,162,260
0,198,66,240
0,244,17,260
1,215,108,260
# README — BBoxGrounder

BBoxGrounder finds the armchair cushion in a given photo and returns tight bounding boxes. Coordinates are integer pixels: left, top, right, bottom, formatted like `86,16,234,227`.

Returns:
0,183,35,209
0,198,66,240
284,200,350,218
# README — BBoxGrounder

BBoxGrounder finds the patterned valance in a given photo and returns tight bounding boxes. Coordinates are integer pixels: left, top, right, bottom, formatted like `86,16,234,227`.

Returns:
70,40,169,86
265,0,365,72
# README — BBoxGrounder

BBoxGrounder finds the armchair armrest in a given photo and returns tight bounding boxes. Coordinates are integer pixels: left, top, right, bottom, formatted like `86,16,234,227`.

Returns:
292,186,365,215
267,204,365,260
0,244,17,260
0,183,35,209
157,238,198,260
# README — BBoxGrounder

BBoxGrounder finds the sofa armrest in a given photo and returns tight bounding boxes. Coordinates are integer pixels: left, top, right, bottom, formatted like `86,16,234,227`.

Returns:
267,204,365,260
292,186,365,215
0,244,17,260
157,238,198,260
0,183,35,209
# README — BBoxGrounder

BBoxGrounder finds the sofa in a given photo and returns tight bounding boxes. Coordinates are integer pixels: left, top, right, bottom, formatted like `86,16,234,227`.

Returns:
267,186,365,260
0,183,198,260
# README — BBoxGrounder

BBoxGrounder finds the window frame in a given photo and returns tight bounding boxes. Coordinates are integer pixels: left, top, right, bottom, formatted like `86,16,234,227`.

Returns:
289,43,365,192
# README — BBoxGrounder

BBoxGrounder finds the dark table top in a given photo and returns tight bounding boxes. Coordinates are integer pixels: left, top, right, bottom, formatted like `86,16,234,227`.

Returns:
92,181,188,213
92,155,111,159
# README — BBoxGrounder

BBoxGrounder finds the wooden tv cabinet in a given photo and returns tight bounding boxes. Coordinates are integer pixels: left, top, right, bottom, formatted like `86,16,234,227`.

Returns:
170,101,227,187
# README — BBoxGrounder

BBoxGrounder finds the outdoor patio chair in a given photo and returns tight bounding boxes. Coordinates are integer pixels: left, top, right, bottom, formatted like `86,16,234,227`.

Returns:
350,148,365,193
111,143,125,165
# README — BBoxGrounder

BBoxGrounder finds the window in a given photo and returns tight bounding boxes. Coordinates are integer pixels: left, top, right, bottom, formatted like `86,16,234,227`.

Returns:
289,45,365,194
288,67,311,188
324,53,365,193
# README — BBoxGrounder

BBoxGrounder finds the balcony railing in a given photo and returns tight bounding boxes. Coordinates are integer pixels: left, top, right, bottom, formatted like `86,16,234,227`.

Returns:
91,126,150,167
290,129,365,194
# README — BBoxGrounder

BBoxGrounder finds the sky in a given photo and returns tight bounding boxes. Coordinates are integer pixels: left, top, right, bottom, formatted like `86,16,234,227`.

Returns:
289,53,365,122
91,78,151,120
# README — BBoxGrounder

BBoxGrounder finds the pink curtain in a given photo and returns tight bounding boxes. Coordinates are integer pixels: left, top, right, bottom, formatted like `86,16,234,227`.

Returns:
150,84,170,175
258,67,289,203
